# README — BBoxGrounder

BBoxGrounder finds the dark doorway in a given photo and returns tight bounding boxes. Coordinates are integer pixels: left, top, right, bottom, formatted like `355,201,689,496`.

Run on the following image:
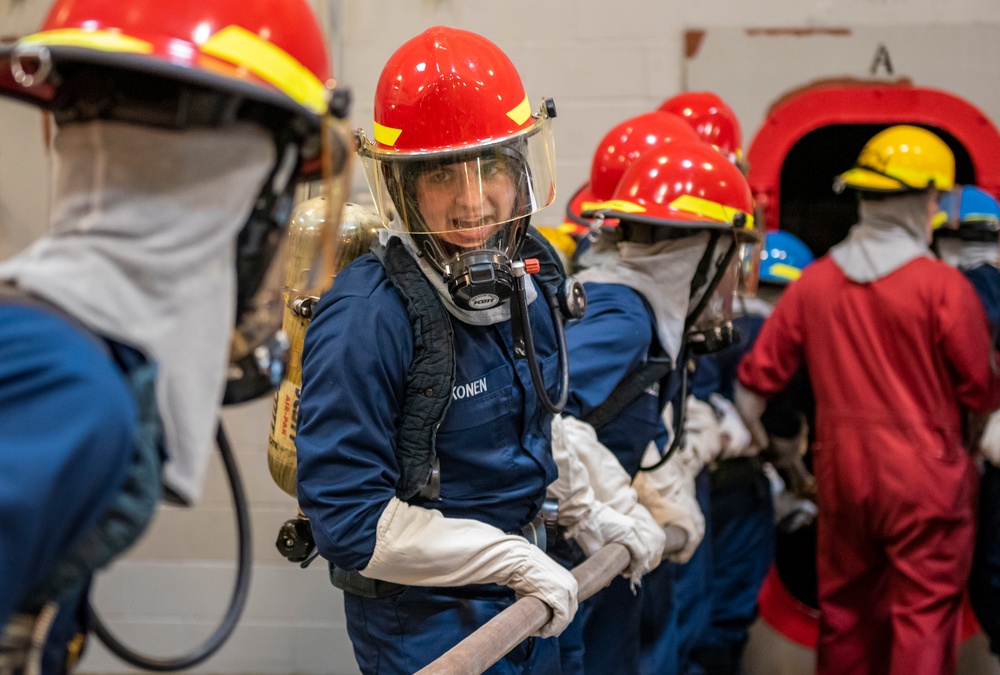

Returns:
777,124,975,257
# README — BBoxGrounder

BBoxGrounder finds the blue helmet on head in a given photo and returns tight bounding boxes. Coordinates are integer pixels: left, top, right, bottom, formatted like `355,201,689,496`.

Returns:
936,186,1000,242
760,231,814,285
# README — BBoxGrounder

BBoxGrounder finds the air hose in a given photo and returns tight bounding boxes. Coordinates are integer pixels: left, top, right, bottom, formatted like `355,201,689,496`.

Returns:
88,422,252,671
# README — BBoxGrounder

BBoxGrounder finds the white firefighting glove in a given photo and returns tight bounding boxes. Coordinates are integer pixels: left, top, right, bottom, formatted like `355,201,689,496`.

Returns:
709,393,754,459
734,382,769,452
550,415,667,582
682,396,724,467
980,409,1000,468
633,442,705,564
629,396,721,562
360,498,578,638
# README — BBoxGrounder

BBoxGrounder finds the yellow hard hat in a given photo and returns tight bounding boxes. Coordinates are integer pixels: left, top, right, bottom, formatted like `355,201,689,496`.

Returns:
835,125,955,193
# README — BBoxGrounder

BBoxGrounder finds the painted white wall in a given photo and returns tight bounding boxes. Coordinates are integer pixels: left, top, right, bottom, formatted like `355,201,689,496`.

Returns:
0,0,51,260
1,0,999,673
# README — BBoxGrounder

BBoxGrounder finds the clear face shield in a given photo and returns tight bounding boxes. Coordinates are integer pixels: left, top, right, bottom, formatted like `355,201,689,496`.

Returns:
358,106,556,311
225,112,356,404
737,204,765,297
685,212,758,355
613,205,757,355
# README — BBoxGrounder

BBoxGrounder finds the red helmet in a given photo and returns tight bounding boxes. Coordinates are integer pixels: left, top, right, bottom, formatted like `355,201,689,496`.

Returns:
593,140,757,353
590,111,702,202
598,140,753,229
359,27,556,279
371,26,538,153
0,0,334,134
0,0,354,403
658,92,744,167
567,111,700,226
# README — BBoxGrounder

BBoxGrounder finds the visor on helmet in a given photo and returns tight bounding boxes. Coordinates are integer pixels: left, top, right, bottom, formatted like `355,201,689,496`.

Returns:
359,112,555,273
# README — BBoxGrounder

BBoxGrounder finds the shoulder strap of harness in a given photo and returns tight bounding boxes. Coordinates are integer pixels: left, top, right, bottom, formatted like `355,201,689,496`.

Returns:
378,237,456,501
582,342,673,431
374,226,570,500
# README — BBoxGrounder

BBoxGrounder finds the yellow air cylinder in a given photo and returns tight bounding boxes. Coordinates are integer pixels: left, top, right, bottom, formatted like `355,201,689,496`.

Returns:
268,201,382,496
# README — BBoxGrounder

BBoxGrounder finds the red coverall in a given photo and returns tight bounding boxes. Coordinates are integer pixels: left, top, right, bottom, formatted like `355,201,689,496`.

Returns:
738,255,1000,675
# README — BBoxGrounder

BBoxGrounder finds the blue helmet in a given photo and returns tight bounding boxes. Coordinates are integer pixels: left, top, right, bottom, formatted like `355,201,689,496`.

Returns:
936,186,1000,242
759,231,814,285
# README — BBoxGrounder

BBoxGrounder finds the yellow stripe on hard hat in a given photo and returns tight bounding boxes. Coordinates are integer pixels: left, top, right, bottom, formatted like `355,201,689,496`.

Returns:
201,25,327,115
373,121,403,147
769,262,802,282
506,95,532,126
586,199,648,214
18,28,153,54
669,194,755,229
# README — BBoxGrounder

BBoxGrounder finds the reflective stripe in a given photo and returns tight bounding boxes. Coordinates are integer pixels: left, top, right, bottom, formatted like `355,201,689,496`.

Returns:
505,94,531,126
201,25,327,114
18,28,152,54
768,262,802,282
373,120,403,147
669,194,755,229
585,199,648,214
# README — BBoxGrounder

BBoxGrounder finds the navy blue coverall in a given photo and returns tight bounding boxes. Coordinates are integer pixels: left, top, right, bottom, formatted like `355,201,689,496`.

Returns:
684,312,775,675
296,254,562,675
559,281,678,675
1,300,158,674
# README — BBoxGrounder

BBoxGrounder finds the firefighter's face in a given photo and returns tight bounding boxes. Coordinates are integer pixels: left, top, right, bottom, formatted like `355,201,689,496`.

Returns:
414,157,515,249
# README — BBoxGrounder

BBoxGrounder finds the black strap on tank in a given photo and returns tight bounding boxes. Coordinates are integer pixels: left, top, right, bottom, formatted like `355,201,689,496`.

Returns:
379,237,456,501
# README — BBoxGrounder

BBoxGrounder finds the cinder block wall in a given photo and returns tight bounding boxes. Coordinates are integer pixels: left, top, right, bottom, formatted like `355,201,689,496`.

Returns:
1,0,998,673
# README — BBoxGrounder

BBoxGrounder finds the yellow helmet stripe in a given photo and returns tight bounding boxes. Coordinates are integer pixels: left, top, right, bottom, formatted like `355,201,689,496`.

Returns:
506,95,532,126
201,25,327,115
669,194,755,229
373,121,404,147
769,262,802,282
18,28,153,54
586,199,647,214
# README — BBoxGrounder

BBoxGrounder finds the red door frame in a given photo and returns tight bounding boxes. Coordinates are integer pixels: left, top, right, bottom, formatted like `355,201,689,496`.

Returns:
747,84,1000,231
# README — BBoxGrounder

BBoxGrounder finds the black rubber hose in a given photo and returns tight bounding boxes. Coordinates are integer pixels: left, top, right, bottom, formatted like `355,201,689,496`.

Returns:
89,422,253,671
639,351,689,473
515,278,570,415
